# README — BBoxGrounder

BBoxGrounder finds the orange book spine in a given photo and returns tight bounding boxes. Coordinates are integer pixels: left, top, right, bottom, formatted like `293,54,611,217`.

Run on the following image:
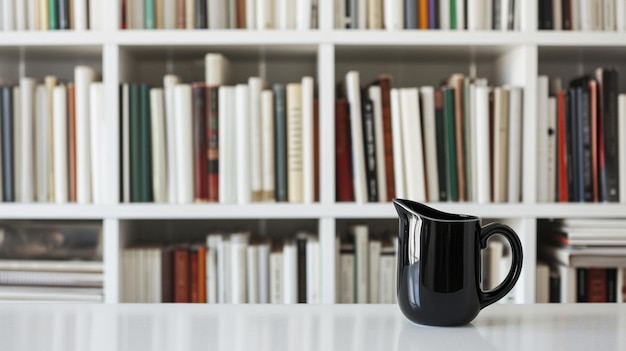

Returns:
419,0,428,29
197,246,207,303
190,249,199,303
237,0,246,28
68,83,77,202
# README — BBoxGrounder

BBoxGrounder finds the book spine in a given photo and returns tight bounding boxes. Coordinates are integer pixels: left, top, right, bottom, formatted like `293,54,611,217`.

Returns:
352,225,369,303
302,77,315,203
313,100,319,202
48,0,58,29
34,86,46,202
75,67,93,203
296,234,307,303
144,0,156,28
163,75,180,203
557,91,568,202
207,86,219,202
261,90,275,201
346,71,367,203
19,79,36,203
190,249,199,302
230,234,248,304
247,245,259,303
13,87,21,202
421,87,439,202
369,85,387,202
176,0,185,28
547,97,557,202
257,243,270,303
617,0,626,31
590,81,599,202
385,0,404,30
45,77,57,202
606,268,617,302
443,87,458,201
507,87,523,203
150,88,167,203
195,0,207,28
155,0,164,28
581,86,593,202
58,0,70,29
567,88,578,201
246,0,257,28
74,0,86,29
361,94,378,202
192,83,208,201
206,247,217,303
53,85,68,203
405,0,417,28
587,268,607,302
1,87,14,202
237,0,246,28
297,0,312,29
576,268,587,302
129,84,141,202
434,89,449,201
269,251,283,303
378,77,395,199
173,84,194,203
274,84,288,202
562,0,572,29
163,0,176,28
235,84,251,204
335,100,354,202
475,85,490,203
161,248,173,302
603,69,619,202
575,87,585,201
287,83,304,203
249,77,263,201
419,0,428,29
185,0,195,28
390,89,406,198
368,240,381,303
339,250,355,303
90,83,105,204
282,241,297,304
218,86,235,204
620,94,626,203
450,76,466,201
209,0,228,29
493,87,509,202
306,237,320,303
174,248,190,303
139,84,153,202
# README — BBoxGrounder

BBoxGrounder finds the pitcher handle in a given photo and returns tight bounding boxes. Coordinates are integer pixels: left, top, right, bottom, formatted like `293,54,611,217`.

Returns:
479,223,523,309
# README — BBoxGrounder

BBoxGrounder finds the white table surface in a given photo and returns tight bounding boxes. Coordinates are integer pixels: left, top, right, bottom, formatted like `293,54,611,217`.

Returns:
0,303,625,351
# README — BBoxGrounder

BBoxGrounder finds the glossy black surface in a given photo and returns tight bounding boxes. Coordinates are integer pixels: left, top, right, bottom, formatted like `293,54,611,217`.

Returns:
393,199,523,327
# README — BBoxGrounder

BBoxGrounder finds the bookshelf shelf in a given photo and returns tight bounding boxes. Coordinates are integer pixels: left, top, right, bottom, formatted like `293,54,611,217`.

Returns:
2,0,626,305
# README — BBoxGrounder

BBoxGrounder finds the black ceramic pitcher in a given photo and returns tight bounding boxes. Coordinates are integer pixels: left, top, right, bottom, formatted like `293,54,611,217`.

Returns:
393,199,523,326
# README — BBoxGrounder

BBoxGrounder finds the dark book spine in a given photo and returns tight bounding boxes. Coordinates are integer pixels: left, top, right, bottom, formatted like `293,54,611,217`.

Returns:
192,84,208,201
443,87,458,201
139,84,153,202
549,268,560,303
335,100,354,202
587,268,607,302
49,0,58,29
606,268,617,302
274,84,288,202
120,0,128,29
174,248,190,303
574,87,584,202
296,235,307,303
58,0,70,29
434,89,448,201
405,0,418,29
507,0,515,29
119,85,124,202
580,87,593,202
207,87,219,202
190,249,199,303
145,0,156,29
161,247,174,302
237,0,246,28
378,77,395,199
428,0,436,29
566,88,577,202
576,268,587,302
1,86,14,202
602,69,619,202
562,0,572,30
493,0,500,29
195,0,208,28
539,0,553,29
361,94,378,202
129,84,142,202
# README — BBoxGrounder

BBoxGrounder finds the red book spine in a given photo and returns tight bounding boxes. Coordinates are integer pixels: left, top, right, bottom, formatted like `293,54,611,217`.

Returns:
190,249,199,303
557,91,568,202
589,80,599,202
120,0,127,29
192,83,208,201
587,268,607,302
174,248,190,303
335,100,354,202
378,76,395,200
207,86,219,202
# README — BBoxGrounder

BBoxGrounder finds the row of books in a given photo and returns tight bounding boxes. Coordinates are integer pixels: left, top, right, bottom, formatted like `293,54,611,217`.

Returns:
337,72,523,203
0,67,104,204
120,0,319,30
537,219,626,303
0,0,101,31
119,54,318,204
538,0,626,31
337,0,521,30
0,221,103,302
537,69,623,203
121,232,320,303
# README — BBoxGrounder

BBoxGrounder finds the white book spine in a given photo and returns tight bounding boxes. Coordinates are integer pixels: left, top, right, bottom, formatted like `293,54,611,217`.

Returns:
507,87,523,203
580,0,593,30
221,239,232,304
270,252,284,304
297,0,312,29
385,0,404,30
246,0,257,28
2,0,14,30
369,85,387,202
153,249,162,303
19,78,35,203
35,85,48,202
150,88,167,203
186,0,194,28
346,71,367,203
257,243,270,303
358,0,367,29
89,83,104,204
231,234,248,304
302,76,315,203
352,225,369,303
52,86,68,204
390,88,405,198
368,241,381,304
13,87,21,202
439,0,450,29
173,84,194,204
420,87,439,203
617,0,626,31
283,241,297,304
74,0,87,29
467,0,483,30
219,86,236,204
75,66,94,204
287,83,304,203
261,89,275,202
246,245,259,303
163,75,180,203
206,248,218,303
257,0,275,29
475,86,491,203
484,0,492,29
164,0,177,28
45,77,58,202
605,0,616,30
400,88,426,202
249,77,263,201
205,53,226,86
493,87,509,202
27,0,37,30
499,0,508,30
209,0,228,29
339,253,355,303
235,84,251,203
335,0,345,28
553,0,563,30
535,262,550,303
537,76,549,203
90,0,103,30
547,96,557,203
379,253,394,303
619,94,626,203
306,237,320,304
121,84,131,203
15,0,26,30
228,0,237,28
457,0,465,29
572,0,580,30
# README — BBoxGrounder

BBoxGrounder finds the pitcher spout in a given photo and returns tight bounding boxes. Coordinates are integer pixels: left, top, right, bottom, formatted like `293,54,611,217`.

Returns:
392,198,478,222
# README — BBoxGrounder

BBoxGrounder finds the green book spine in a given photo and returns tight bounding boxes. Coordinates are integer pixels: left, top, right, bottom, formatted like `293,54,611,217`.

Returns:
130,84,142,202
273,84,288,202
450,0,457,29
443,87,458,201
145,0,156,29
49,0,58,29
139,84,153,202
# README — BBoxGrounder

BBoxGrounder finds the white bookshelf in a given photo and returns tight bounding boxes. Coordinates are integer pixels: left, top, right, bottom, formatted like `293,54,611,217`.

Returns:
1,0,625,304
